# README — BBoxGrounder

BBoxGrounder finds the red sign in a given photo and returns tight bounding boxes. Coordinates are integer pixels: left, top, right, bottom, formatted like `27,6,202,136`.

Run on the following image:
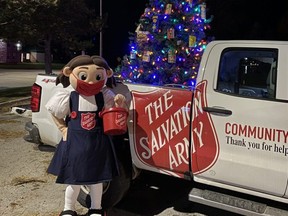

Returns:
81,113,96,130
132,88,192,175
132,81,219,176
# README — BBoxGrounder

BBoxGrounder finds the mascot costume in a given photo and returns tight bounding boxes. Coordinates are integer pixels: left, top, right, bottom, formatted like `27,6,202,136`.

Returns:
46,55,126,216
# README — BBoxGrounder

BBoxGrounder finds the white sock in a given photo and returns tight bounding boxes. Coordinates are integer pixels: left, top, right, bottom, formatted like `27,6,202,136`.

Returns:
63,184,81,214
89,213,102,216
89,183,103,211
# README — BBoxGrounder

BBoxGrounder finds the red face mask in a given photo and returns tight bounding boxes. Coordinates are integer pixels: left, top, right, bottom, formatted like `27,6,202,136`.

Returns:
76,79,105,96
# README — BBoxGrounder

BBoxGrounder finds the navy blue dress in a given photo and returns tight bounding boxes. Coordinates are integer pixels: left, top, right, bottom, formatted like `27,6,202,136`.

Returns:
47,91,119,185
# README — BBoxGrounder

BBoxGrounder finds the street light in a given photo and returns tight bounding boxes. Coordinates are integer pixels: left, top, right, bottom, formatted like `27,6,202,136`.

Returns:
16,41,22,51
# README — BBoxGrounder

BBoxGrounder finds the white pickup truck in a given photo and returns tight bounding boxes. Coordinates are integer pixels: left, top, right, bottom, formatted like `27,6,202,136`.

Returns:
25,40,288,215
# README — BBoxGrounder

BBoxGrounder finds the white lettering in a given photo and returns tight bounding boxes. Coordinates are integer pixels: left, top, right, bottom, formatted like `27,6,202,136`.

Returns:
192,121,204,153
163,90,173,110
150,105,190,151
151,132,160,155
175,137,189,165
153,97,163,120
145,103,154,125
169,137,190,170
169,146,179,169
144,90,174,125
140,137,151,159
170,115,179,140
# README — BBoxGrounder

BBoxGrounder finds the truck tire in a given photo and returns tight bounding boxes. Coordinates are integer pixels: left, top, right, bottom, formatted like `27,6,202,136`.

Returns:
77,159,131,209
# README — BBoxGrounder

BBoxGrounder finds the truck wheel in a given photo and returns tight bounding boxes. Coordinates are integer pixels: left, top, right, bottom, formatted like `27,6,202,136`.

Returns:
77,160,131,209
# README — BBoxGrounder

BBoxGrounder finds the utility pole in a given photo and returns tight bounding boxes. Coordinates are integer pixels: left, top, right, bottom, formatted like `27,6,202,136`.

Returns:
99,0,103,56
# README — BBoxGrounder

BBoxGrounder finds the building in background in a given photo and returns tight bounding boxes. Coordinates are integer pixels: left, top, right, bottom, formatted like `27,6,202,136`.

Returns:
0,39,45,64
0,39,21,63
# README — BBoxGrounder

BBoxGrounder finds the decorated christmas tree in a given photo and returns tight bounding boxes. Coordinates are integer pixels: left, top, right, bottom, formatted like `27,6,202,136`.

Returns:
116,0,213,87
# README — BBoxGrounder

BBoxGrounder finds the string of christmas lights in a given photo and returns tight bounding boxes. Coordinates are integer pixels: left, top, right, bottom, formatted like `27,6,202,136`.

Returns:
115,0,213,87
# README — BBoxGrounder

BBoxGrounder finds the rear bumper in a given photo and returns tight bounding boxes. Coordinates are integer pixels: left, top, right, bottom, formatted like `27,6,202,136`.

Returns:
24,121,42,144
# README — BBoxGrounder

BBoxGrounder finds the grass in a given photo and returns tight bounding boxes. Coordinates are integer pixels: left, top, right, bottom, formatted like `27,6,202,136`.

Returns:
0,87,32,103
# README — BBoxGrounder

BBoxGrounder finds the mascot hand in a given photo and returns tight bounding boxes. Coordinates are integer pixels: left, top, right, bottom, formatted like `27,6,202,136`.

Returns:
61,127,68,141
51,115,68,141
114,94,126,109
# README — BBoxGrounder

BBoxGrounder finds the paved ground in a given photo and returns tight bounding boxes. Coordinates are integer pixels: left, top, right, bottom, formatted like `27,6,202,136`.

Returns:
0,112,91,216
0,69,85,215
0,69,59,90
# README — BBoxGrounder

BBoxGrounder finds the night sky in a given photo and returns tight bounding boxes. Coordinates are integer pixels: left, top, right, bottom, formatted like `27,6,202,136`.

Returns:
101,0,288,68
102,0,148,67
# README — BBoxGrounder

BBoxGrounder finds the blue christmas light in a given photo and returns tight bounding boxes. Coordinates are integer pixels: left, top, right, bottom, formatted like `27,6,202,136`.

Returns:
116,0,212,86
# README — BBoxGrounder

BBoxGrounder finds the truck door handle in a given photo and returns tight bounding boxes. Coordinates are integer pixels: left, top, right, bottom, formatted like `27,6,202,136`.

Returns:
203,106,232,116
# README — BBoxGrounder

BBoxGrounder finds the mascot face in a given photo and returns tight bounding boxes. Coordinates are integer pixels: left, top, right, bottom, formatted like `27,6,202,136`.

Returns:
70,64,107,96
63,55,113,96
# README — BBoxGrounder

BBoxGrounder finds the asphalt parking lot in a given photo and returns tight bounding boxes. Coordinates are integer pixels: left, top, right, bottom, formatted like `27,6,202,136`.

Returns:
0,69,46,90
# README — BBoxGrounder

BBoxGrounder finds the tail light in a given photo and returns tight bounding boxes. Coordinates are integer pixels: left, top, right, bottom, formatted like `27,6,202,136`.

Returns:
30,83,42,112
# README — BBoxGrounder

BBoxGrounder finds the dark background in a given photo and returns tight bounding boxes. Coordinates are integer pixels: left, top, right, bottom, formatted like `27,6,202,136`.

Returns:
101,0,148,67
98,0,288,68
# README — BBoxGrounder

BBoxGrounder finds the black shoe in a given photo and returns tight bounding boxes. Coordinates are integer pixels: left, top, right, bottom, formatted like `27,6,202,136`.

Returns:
59,210,78,216
86,208,106,216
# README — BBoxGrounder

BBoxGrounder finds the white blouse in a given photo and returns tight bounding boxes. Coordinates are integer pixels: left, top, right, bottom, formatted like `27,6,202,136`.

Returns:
45,85,115,119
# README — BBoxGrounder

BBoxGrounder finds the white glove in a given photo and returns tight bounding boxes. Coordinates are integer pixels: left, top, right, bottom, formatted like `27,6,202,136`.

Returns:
114,94,127,109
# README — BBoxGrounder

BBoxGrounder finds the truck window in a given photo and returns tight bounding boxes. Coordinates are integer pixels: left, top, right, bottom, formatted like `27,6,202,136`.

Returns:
216,48,278,99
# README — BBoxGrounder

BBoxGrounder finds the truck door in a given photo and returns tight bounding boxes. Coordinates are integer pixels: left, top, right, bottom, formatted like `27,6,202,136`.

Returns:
193,42,288,197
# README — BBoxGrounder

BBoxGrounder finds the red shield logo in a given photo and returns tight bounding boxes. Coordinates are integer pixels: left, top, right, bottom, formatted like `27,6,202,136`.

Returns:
131,81,219,176
132,88,192,176
115,112,127,128
81,113,96,130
